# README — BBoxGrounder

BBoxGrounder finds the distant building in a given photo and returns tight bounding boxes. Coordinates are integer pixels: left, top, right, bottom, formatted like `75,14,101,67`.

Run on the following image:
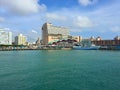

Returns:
72,36,82,42
92,36,120,46
90,36,95,41
92,39,120,46
96,36,102,41
15,34,27,45
0,28,12,45
42,23,70,45
36,37,41,45
114,36,120,40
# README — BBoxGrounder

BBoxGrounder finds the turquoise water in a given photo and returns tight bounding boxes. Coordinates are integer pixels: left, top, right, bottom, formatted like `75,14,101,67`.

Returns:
0,50,120,90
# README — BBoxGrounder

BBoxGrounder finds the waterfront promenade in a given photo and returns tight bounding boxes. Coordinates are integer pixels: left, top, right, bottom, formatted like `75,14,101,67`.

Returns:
0,45,71,51
0,46,120,51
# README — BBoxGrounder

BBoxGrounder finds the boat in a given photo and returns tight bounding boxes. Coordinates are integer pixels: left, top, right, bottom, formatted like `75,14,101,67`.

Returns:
73,39,100,50
73,44,100,50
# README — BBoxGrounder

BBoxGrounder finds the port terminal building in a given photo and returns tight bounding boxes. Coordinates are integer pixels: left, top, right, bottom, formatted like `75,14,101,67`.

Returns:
91,36,120,50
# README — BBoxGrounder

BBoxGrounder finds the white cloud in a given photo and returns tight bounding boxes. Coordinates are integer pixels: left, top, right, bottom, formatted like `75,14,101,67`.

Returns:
73,16,95,28
46,13,67,21
32,30,38,34
111,26,120,32
0,0,47,15
0,17,5,22
78,0,98,6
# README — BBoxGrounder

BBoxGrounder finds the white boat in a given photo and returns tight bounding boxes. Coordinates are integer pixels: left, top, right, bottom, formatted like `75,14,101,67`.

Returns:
73,44,100,50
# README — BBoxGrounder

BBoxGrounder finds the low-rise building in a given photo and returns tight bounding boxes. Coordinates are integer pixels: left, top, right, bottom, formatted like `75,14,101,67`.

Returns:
72,36,82,42
92,36,120,46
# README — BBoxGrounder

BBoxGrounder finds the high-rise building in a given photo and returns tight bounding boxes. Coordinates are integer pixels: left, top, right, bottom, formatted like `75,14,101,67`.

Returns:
42,23,70,45
15,34,27,45
0,28,12,45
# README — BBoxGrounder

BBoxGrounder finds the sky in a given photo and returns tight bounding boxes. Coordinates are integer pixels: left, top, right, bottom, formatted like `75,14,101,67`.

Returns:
0,0,120,42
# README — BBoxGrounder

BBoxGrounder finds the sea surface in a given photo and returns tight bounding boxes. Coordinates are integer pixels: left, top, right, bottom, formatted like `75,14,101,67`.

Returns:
0,50,120,90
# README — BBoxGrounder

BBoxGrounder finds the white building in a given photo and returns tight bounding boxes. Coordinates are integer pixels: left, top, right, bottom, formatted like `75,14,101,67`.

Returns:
0,28,12,45
15,34,27,45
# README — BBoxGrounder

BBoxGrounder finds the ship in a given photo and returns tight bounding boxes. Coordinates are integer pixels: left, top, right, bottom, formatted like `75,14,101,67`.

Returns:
73,44,100,50
73,39,100,50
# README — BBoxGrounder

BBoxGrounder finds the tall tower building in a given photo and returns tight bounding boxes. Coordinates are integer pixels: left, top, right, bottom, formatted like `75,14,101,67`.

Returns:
0,28,12,45
42,23,70,45
15,34,27,45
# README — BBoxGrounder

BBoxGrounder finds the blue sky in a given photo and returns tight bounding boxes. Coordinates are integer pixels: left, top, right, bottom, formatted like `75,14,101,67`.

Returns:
0,0,120,42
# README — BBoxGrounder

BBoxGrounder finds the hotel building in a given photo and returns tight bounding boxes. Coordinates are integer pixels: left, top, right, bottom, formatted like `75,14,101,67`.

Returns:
42,23,70,45
15,34,27,45
0,28,12,45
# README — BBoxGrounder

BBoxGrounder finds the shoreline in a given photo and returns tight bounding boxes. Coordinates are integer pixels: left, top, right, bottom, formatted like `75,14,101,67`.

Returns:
0,48,120,51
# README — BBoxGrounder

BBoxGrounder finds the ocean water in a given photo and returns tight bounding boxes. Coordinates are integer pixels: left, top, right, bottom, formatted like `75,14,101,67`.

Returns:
0,50,120,90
